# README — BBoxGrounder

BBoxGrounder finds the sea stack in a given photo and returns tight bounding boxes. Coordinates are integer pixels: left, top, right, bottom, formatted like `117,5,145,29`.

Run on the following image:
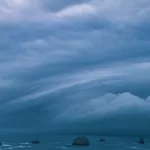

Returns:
100,138,105,142
138,137,144,144
72,137,90,146
30,140,40,144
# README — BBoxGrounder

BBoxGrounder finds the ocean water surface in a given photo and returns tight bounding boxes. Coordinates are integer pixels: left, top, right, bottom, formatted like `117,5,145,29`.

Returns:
0,134,150,150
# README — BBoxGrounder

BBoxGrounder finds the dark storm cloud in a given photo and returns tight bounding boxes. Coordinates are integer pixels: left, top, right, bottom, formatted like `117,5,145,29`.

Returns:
0,0,150,134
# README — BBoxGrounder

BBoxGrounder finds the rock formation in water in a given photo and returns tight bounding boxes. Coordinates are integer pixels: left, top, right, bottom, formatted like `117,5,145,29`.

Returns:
100,138,105,142
138,137,144,144
30,140,40,144
72,136,89,146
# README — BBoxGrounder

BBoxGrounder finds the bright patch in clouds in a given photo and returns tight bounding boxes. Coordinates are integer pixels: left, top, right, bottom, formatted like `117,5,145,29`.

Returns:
56,3,97,17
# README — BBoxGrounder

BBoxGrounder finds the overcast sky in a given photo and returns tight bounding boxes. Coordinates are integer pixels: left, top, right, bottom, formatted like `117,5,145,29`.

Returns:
0,0,150,135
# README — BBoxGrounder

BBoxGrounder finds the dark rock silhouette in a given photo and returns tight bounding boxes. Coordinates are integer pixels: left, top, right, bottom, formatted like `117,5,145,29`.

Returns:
100,138,105,142
138,137,144,144
30,140,40,144
72,137,89,146
0,142,2,146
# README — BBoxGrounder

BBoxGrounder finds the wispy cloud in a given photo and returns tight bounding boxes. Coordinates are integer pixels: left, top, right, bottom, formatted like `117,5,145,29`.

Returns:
0,0,150,23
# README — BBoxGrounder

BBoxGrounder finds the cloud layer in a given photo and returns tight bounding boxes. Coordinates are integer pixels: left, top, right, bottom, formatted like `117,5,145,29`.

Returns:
0,0,150,135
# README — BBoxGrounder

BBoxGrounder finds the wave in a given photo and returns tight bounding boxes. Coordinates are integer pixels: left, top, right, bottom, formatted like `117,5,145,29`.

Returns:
2,144,12,147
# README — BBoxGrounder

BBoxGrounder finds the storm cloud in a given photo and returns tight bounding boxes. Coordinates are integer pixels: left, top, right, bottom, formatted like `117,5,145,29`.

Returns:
0,0,150,135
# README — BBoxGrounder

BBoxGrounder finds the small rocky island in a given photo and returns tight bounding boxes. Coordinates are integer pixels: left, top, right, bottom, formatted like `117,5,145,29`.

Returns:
30,140,40,144
100,138,105,142
72,136,90,146
138,137,144,144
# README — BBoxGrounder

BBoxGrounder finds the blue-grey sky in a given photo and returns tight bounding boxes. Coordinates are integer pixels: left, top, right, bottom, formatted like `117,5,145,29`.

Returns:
0,0,150,135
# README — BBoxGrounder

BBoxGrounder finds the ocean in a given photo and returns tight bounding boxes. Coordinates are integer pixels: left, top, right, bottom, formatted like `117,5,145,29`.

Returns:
0,134,150,150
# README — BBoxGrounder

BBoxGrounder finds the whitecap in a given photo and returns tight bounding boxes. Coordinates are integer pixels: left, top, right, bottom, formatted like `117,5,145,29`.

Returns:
8,145,31,149
57,146,68,149
128,146,142,149
2,144,12,147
